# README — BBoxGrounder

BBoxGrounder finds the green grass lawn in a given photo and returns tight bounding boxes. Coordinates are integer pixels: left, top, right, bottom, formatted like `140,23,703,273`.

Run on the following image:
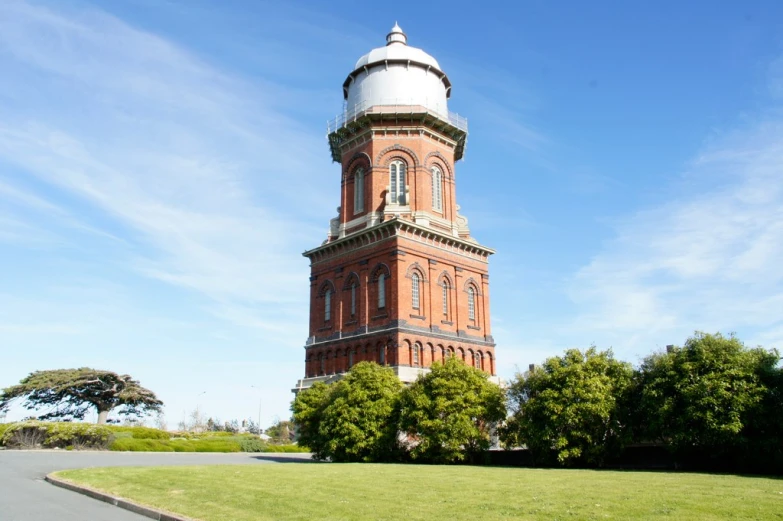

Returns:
55,464,783,521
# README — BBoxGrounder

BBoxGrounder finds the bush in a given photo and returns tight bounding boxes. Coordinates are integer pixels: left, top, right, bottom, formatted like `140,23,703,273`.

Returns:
109,437,241,452
263,444,310,453
237,437,267,452
1,421,113,449
106,426,171,440
110,438,174,452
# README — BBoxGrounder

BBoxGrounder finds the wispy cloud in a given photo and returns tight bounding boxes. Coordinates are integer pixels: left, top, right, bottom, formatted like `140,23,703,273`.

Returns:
0,0,336,337
567,113,783,355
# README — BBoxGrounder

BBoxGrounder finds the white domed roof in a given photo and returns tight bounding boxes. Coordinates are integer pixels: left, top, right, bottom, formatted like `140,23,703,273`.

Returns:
342,24,452,114
354,24,442,71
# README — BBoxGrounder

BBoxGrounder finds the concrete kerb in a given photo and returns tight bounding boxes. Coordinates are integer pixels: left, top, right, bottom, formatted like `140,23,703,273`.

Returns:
45,473,194,521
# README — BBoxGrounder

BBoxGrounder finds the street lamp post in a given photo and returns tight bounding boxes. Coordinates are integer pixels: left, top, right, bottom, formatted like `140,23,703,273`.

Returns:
250,385,262,437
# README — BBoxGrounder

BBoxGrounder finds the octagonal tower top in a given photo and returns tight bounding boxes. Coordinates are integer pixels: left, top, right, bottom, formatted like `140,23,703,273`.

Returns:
342,23,452,118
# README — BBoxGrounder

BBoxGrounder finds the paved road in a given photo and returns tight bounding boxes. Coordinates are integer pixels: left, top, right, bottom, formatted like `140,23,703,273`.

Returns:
0,450,312,521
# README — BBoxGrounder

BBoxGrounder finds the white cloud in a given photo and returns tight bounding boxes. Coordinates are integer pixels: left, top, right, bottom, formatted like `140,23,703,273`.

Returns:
568,116,783,355
0,1,333,338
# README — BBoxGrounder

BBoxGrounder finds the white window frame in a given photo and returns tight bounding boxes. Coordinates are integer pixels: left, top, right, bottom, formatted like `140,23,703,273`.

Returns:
350,282,357,316
324,289,332,321
378,273,386,309
432,166,443,212
390,161,406,204
467,287,476,321
413,343,420,366
442,281,449,316
354,168,364,214
412,273,420,310
475,352,482,369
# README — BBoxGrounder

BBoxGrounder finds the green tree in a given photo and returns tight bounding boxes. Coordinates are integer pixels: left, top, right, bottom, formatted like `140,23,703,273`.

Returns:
398,357,505,463
265,420,295,443
636,332,780,462
0,368,163,424
503,347,633,466
291,362,403,462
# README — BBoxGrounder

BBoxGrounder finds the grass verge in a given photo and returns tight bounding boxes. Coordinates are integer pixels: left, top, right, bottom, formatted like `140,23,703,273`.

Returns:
54,464,783,521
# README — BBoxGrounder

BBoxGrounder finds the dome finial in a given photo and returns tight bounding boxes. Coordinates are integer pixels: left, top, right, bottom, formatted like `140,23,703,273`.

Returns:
386,22,407,46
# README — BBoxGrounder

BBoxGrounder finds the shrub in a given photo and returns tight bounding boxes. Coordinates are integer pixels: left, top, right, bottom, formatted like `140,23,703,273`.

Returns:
109,437,241,452
107,426,171,440
110,438,174,452
1,421,113,449
237,437,267,452
263,444,310,453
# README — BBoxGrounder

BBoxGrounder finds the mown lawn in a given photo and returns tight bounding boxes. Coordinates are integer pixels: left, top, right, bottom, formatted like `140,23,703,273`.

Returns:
55,464,783,521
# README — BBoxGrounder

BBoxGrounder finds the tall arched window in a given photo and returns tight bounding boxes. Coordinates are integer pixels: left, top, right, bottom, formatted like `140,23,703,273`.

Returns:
324,289,332,321
475,351,482,369
467,287,476,321
413,342,421,366
354,168,364,214
411,273,420,310
390,160,406,204
348,349,354,369
378,273,386,309
350,282,357,316
379,345,385,365
432,166,443,212
442,280,449,316
319,353,325,374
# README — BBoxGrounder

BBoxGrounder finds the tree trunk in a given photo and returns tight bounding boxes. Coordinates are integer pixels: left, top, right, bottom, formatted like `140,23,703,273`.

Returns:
97,409,110,424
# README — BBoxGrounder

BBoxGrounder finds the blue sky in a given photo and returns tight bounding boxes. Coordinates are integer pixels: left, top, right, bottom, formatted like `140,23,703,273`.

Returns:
1,0,782,427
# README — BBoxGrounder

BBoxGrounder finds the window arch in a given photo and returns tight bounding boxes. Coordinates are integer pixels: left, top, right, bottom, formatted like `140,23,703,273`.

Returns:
467,286,476,321
412,342,421,366
432,166,443,212
354,168,364,214
441,278,450,317
371,264,390,310
475,351,482,369
412,273,420,310
390,160,406,204
324,288,332,321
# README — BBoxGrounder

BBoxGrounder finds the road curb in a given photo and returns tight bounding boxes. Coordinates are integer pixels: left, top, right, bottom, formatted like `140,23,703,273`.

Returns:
45,474,195,521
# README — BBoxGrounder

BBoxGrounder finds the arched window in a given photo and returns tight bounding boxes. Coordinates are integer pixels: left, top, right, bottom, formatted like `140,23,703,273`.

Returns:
378,273,386,309
390,160,406,204
432,166,443,212
467,287,476,321
413,342,421,366
354,168,364,214
411,273,420,310
350,282,357,316
475,351,482,369
379,345,385,365
324,289,332,321
319,353,325,374
348,349,354,369
442,280,449,316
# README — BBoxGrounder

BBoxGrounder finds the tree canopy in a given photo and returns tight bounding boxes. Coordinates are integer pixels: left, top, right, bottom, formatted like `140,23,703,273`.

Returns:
0,368,163,424
502,347,633,466
399,356,505,463
635,332,780,461
291,362,403,462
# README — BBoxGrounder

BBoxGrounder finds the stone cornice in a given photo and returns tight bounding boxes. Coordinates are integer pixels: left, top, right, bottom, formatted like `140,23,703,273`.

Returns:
303,217,495,265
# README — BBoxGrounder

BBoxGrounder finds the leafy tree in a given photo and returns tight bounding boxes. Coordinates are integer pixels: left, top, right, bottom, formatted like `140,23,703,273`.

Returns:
0,368,163,424
265,420,295,443
503,347,633,466
635,332,779,462
291,362,403,462
399,357,506,463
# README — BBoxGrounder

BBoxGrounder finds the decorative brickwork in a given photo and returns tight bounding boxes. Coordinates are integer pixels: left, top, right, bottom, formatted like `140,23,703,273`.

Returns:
295,27,497,390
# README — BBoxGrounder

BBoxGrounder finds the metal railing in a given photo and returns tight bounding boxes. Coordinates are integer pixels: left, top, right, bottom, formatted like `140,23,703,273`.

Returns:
327,98,468,134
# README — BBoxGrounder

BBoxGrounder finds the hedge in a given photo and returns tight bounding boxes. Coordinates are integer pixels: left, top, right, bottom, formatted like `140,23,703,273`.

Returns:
1,421,113,449
110,438,242,452
106,426,171,440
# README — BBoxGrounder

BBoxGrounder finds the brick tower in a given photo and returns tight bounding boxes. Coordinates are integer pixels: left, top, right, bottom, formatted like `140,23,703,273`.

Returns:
295,24,497,390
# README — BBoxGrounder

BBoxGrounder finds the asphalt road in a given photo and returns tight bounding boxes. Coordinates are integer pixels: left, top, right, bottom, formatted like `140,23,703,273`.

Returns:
0,450,312,521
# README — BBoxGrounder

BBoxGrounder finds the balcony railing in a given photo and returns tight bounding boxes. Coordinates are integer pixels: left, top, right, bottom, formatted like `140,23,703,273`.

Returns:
327,99,468,135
